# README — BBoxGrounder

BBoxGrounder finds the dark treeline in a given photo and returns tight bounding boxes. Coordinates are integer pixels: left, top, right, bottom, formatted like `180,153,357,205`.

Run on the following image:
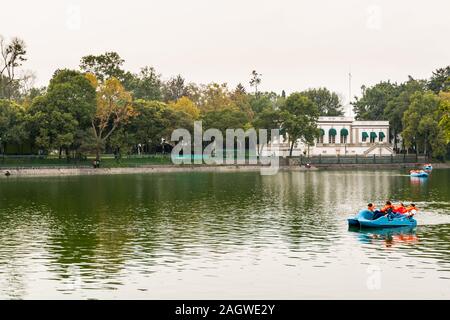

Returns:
0,35,449,160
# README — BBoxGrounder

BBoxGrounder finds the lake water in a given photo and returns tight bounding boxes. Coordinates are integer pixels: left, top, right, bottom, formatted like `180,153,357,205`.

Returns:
0,169,449,299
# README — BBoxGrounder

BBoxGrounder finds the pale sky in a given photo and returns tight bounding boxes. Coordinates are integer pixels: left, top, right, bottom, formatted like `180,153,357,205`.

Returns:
2,0,450,105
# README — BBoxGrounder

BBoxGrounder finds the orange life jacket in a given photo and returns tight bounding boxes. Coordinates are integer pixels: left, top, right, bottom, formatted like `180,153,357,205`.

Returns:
380,204,393,213
393,205,407,214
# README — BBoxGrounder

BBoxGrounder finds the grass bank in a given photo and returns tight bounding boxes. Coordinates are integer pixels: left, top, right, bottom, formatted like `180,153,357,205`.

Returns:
0,154,172,169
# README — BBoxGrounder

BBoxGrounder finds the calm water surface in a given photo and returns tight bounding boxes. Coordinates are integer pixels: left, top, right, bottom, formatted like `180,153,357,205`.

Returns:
0,169,449,299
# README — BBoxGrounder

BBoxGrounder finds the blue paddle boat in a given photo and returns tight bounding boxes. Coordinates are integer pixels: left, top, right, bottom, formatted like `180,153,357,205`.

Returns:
423,164,433,171
348,209,417,228
410,170,428,178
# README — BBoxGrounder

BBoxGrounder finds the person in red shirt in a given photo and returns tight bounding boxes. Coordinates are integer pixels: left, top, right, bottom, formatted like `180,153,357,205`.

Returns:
406,204,418,217
393,203,407,214
373,201,393,220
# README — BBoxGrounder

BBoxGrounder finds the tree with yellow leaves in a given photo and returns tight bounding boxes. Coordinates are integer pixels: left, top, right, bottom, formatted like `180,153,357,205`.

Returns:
168,96,200,120
198,83,237,113
86,74,137,161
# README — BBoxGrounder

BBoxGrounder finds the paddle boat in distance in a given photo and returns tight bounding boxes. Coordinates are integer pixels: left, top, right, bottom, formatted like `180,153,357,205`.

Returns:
348,209,417,228
410,169,429,178
423,163,433,171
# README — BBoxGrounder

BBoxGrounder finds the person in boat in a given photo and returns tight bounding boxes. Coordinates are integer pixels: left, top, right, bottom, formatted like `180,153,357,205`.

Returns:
393,203,407,214
389,203,408,218
367,203,376,211
372,201,393,220
406,203,418,217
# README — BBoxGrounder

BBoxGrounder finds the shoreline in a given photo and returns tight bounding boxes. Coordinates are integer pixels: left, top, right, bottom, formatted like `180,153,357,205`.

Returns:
1,162,449,178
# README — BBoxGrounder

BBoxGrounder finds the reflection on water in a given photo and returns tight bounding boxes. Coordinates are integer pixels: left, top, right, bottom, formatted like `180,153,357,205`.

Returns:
0,169,449,299
349,226,419,247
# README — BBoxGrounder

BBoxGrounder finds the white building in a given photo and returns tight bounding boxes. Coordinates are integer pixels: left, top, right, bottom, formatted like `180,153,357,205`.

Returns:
263,116,394,157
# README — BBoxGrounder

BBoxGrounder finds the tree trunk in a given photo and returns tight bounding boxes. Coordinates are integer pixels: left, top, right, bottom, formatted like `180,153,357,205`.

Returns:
393,129,397,151
423,138,427,158
289,140,295,157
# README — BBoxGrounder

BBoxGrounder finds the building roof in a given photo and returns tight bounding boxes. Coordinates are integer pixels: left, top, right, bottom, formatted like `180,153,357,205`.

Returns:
318,116,389,127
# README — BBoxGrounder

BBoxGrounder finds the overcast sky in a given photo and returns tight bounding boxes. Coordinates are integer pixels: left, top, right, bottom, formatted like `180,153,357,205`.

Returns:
2,0,449,107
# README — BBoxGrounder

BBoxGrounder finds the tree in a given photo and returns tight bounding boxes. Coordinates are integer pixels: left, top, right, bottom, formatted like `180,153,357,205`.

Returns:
235,83,246,95
252,107,281,154
198,83,237,113
80,52,133,88
168,96,200,120
280,93,319,156
428,66,450,94
249,70,262,96
184,82,202,105
384,78,425,150
162,75,187,102
128,100,168,151
87,75,137,160
47,69,97,126
0,99,28,154
301,88,343,116
130,66,162,101
0,36,27,99
26,69,96,157
231,84,253,120
438,91,450,144
249,92,280,114
27,95,78,157
352,81,399,120
402,91,446,158
202,109,249,134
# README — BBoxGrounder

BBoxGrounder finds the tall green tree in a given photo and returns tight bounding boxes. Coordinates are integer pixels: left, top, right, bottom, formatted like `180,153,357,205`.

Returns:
280,93,319,156
130,66,162,101
202,109,249,134
301,88,343,116
231,84,253,120
80,52,133,88
27,95,78,157
438,91,450,144
249,91,282,114
352,81,399,120
384,78,426,150
80,52,124,80
27,69,96,157
162,75,187,102
402,91,446,158
428,66,450,94
0,99,28,153
252,107,281,154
